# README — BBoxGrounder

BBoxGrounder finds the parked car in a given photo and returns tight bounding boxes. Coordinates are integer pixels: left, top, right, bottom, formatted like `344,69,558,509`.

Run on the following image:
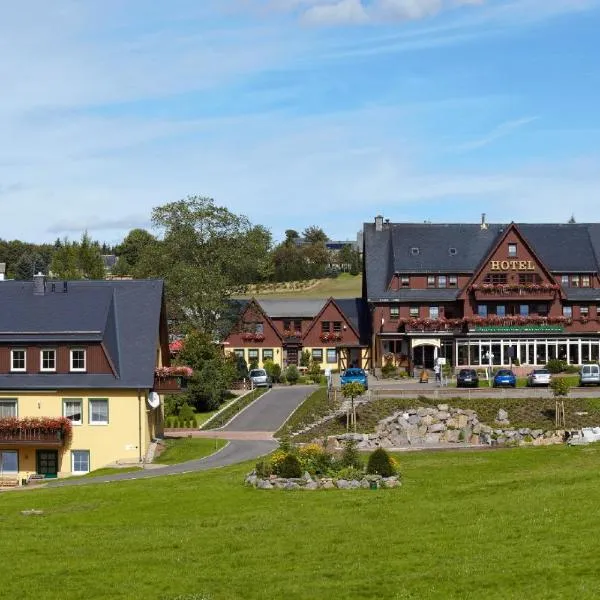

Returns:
340,368,368,390
493,369,517,388
456,368,479,388
579,364,600,386
249,368,272,388
526,368,551,387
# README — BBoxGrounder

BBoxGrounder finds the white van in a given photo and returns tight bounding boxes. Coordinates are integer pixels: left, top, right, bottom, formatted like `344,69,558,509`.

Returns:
579,364,600,386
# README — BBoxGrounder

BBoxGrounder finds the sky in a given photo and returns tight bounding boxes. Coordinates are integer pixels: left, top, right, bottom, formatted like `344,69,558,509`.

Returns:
1,0,599,245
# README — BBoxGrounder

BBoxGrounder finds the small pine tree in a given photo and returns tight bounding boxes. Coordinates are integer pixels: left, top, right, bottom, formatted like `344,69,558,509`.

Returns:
278,454,302,478
286,365,299,385
179,403,195,422
366,448,395,477
340,439,362,469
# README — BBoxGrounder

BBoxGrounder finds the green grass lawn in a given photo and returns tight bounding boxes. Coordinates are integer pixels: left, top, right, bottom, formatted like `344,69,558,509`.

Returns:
242,273,362,299
194,409,220,425
154,437,228,465
447,375,580,388
76,466,143,478
3,445,600,599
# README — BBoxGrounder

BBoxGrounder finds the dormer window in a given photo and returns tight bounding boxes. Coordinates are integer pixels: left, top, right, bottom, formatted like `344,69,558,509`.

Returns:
448,276,458,288
410,247,420,256
70,349,86,372
400,275,410,288
40,349,56,372
10,349,26,372
449,247,457,256
508,243,517,257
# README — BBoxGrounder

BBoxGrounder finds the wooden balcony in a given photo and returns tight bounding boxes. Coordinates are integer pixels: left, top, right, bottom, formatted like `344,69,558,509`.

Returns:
400,319,464,334
470,284,559,301
0,429,64,447
153,374,186,394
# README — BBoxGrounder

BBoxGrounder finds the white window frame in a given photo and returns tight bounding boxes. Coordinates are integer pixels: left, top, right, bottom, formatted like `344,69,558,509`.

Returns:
10,349,26,372
40,349,57,372
563,306,573,318
63,399,83,426
312,348,323,362
0,399,17,418
326,348,337,364
390,306,399,320
70,348,87,372
71,450,90,475
88,398,109,425
429,306,439,319
508,243,517,257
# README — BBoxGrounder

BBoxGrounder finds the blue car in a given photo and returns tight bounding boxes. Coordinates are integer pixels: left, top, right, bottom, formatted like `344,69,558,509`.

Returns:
493,369,517,388
340,368,368,390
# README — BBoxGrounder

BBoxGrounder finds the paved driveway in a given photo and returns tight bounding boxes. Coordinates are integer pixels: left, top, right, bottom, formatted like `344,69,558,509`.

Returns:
43,385,316,488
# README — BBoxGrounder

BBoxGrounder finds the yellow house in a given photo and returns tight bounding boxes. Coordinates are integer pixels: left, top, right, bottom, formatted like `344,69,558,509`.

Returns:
0,276,173,484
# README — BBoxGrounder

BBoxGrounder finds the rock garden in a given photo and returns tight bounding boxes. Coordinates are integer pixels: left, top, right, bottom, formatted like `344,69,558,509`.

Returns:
324,404,565,450
245,440,401,490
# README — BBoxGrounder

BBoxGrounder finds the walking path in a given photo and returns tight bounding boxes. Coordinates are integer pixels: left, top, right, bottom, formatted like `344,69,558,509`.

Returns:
45,385,315,488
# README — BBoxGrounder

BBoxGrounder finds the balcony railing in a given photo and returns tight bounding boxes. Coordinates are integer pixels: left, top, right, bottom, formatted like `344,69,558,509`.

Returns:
399,318,464,333
470,283,559,301
0,430,63,445
153,366,193,394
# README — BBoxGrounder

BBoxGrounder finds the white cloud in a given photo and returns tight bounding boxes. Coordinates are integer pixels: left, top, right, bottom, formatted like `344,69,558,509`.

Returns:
453,116,539,151
303,0,369,24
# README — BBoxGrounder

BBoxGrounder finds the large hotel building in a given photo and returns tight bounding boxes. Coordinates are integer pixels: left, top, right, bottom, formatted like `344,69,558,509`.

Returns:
365,215,600,373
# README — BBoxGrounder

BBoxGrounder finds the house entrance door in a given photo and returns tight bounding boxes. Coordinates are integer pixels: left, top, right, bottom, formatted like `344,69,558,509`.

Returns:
36,450,58,479
285,347,300,366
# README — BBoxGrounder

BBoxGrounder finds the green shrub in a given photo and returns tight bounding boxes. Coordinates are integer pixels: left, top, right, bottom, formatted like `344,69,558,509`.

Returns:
255,460,272,478
308,360,322,384
278,454,302,478
546,359,567,374
286,365,299,385
191,417,198,429
179,403,195,421
340,439,362,469
366,448,395,477
551,377,571,397
336,466,364,480
173,418,180,428
381,363,397,378
300,350,311,368
298,443,332,475
563,364,579,374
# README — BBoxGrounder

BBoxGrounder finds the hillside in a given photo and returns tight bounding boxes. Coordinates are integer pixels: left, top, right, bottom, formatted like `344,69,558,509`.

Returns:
242,273,362,299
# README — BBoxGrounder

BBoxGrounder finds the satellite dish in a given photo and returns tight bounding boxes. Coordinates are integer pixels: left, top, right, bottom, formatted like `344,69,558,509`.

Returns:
147,392,160,409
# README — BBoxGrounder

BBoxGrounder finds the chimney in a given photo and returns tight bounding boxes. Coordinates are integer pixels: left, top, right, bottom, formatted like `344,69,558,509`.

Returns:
375,215,384,232
480,213,488,230
33,272,46,295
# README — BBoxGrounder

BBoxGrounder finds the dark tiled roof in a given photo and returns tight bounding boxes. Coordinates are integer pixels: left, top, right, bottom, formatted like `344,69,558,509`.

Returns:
370,289,461,302
258,299,326,318
0,279,164,389
563,288,600,302
364,221,600,300
334,298,371,344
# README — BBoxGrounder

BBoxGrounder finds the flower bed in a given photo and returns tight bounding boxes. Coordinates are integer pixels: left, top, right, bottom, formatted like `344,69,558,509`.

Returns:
154,365,194,378
247,441,401,490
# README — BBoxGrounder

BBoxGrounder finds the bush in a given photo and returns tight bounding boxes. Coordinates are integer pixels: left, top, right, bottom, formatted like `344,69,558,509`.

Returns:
563,364,579,374
551,377,571,397
381,363,397,378
179,403,195,422
336,466,364,480
191,417,198,429
340,439,362,469
255,460,273,478
546,359,567,374
308,360,322,384
278,454,302,478
298,443,332,475
172,418,180,428
300,350,311,368
286,365,299,385
366,448,396,477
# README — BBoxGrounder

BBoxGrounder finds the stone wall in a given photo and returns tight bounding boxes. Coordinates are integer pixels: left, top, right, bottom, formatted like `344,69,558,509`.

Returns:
245,471,400,490
328,404,565,449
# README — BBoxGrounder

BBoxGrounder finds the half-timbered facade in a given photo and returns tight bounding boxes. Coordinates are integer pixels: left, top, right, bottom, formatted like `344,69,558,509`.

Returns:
364,215,600,373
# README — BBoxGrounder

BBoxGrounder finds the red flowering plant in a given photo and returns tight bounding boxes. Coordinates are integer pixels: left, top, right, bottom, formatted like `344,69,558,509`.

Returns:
283,329,302,338
0,416,73,446
155,365,194,378
320,332,342,343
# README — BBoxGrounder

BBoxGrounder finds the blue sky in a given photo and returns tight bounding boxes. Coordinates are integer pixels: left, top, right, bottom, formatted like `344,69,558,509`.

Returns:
1,0,599,245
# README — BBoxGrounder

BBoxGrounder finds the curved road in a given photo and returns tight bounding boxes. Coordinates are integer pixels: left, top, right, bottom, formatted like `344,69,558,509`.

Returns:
47,385,315,488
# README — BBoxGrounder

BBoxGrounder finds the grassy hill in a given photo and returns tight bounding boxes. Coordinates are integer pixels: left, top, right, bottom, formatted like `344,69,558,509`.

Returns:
3,446,600,598
242,273,362,300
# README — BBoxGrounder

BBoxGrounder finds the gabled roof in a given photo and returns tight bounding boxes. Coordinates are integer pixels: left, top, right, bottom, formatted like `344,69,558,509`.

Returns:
258,299,327,318
0,279,165,389
334,298,371,344
364,221,600,300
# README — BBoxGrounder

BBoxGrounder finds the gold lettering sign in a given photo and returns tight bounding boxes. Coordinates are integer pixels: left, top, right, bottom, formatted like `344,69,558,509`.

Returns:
490,260,535,271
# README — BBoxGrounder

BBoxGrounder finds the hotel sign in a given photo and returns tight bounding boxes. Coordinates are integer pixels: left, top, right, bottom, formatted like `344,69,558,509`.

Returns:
490,260,535,271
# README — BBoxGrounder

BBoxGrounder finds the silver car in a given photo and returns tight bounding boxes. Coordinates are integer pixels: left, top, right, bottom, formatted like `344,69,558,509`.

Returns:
249,368,272,388
526,368,551,387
